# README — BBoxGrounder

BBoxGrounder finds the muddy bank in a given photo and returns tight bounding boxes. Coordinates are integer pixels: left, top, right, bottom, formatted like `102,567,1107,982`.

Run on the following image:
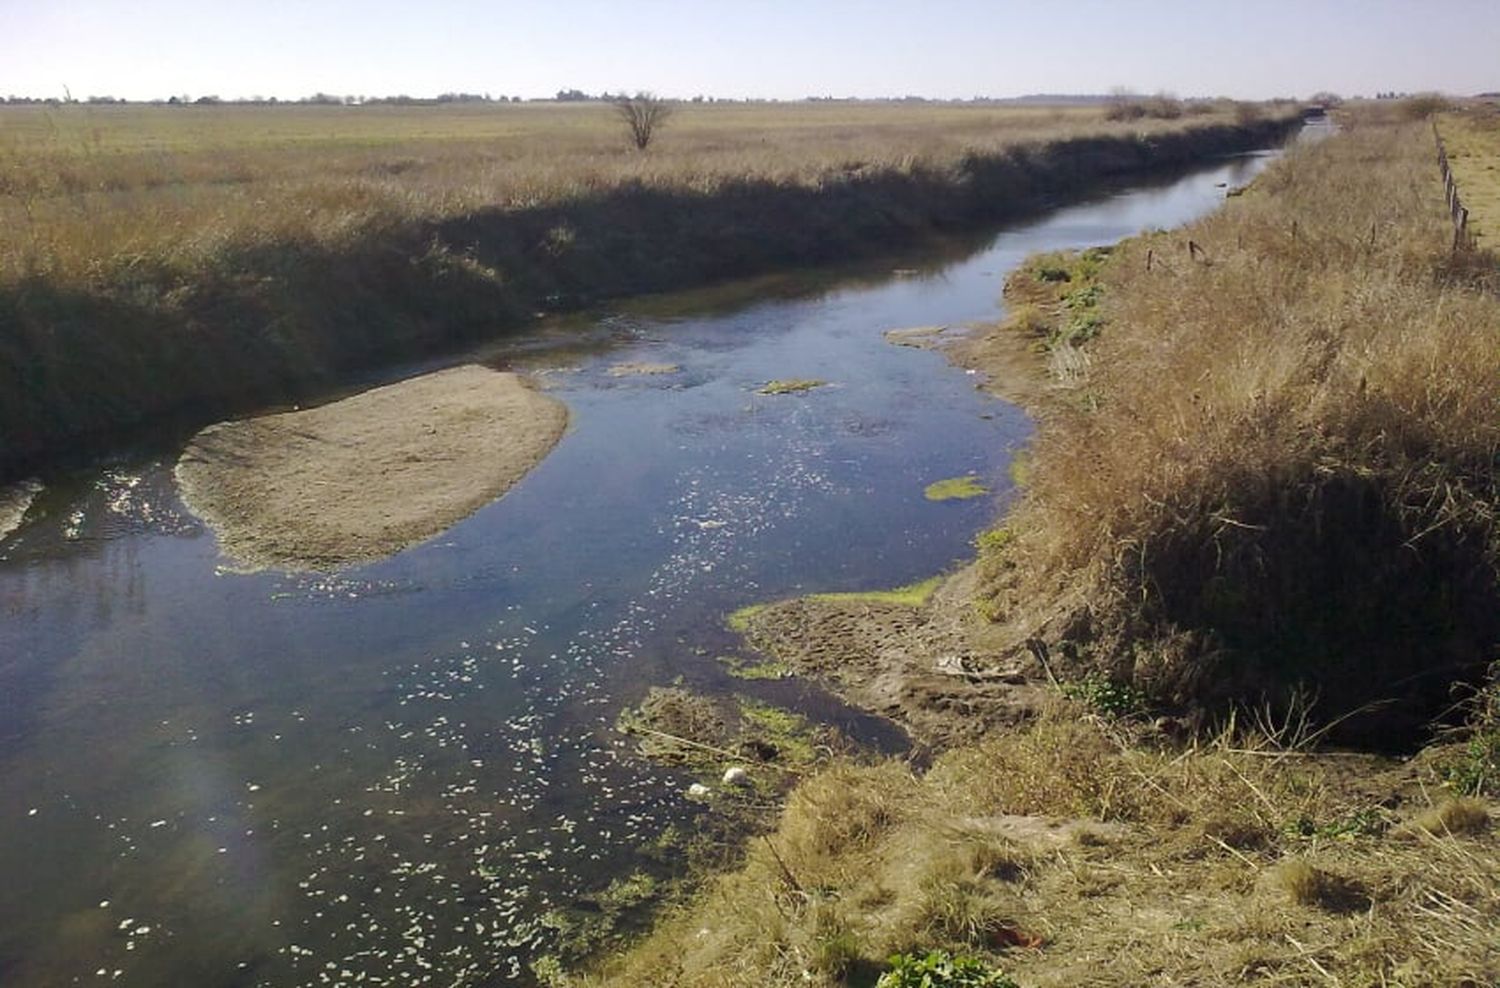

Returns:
0,479,40,541
176,365,567,571
733,567,1047,749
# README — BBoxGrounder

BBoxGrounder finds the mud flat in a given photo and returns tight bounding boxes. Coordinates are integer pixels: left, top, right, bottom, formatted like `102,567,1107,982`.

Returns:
176,365,567,571
0,479,40,541
732,568,1046,749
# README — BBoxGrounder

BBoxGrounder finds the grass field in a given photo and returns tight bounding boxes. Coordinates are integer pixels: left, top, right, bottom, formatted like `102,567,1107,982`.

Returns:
0,99,1299,477
0,100,1272,282
1437,106,1500,249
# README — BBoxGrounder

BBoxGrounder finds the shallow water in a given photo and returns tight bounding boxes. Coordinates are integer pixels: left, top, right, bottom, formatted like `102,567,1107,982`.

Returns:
0,135,1305,987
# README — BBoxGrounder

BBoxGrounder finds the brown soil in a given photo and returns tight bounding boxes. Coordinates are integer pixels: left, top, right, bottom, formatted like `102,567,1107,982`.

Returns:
735,567,1048,750
175,365,567,572
0,479,40,541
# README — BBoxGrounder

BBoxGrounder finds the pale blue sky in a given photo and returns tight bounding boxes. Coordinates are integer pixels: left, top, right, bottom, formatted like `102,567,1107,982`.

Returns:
2,0,1496,102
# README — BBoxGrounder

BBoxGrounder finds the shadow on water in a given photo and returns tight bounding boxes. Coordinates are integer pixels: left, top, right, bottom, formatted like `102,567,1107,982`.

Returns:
0,130,1313,986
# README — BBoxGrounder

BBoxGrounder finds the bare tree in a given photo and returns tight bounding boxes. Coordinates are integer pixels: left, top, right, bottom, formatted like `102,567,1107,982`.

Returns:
613,92,674,150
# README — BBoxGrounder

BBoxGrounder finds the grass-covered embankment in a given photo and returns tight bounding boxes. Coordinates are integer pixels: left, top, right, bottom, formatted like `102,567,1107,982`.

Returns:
582,114,1500,986
977,114,1500,744
0,103,1297,479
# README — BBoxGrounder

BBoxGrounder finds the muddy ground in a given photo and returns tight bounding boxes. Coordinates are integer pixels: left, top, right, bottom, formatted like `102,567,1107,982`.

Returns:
175,365,568,572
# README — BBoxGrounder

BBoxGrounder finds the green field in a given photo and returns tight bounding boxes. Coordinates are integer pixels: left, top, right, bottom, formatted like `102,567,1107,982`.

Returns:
1438,107,1500,249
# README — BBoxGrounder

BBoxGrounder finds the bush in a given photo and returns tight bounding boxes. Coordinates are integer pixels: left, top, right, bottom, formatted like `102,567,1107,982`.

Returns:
878,951,1019,988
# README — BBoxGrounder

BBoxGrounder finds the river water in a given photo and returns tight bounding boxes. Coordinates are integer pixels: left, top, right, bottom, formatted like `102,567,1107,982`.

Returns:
0,136,1303,987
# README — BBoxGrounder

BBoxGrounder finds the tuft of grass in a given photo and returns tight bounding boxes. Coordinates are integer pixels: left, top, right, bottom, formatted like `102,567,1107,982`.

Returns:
1270,858,1338,908
1411,798,1492,837
716,654,789,680
758,378,827,395
924,476,990,502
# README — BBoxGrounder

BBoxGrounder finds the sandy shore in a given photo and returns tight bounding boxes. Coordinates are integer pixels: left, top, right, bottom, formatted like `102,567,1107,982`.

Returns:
0,480,41,542
176,365,568,571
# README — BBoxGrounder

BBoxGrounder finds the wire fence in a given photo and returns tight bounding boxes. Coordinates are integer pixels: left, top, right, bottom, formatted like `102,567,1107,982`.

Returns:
1434,119,1475,252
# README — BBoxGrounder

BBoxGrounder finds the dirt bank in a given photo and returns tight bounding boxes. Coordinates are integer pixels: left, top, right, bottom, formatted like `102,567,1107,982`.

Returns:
175,365,567,571
0,479,39,542
733,568,1047,750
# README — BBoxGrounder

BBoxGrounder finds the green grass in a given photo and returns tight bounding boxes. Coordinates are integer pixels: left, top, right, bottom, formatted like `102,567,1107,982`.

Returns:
1438,109,1500,249
807,576,942,609
727,577,943,638
738,698,820,766
726,603,768,633
717,655,790,681
924,475,990,501
758,378,827,395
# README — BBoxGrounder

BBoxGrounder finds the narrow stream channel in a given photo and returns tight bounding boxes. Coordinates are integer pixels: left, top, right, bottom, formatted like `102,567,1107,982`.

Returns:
0,129,1317,987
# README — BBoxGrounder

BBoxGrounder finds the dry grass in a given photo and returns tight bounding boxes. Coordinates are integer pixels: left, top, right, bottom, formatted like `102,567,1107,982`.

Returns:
1438,106,1500,250
585,704,1500,986
1434,104,1500,248
977,113,1500,740
0,101,1269,285
1411,798,1492,837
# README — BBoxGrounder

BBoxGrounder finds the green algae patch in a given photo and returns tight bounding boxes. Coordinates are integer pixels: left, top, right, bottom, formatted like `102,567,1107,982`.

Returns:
726,603,768,633
924,475,990,502
758,378,827,395
808,575,942,609
737,698,820,767
717,655,790,681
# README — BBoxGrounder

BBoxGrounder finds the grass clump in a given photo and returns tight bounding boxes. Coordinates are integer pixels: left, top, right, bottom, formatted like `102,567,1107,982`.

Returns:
758,378,827,395
1410,798,1492,837
716,654,789,680
924,475,990,502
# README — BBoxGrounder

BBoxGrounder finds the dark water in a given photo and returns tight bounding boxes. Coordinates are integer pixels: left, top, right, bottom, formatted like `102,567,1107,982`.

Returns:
0,138,1303,987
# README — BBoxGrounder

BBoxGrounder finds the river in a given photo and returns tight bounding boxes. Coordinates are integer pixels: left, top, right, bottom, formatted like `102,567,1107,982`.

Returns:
0,129,1315,987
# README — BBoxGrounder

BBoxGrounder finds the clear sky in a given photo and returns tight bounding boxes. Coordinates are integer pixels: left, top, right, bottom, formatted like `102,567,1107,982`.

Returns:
2,0,1496,102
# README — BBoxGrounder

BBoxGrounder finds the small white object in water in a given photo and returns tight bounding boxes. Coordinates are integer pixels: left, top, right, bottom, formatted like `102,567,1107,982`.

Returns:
27,808,37,816
99,900,110,909
687,783,712,799
722,766,751,787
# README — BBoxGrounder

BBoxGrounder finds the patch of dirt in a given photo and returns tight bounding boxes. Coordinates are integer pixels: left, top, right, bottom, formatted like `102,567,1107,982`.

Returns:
944,321,1057,415
736,566,1048,750
882,325,949,348
606,361,681,377
0,479,41,541
175,365,568,572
